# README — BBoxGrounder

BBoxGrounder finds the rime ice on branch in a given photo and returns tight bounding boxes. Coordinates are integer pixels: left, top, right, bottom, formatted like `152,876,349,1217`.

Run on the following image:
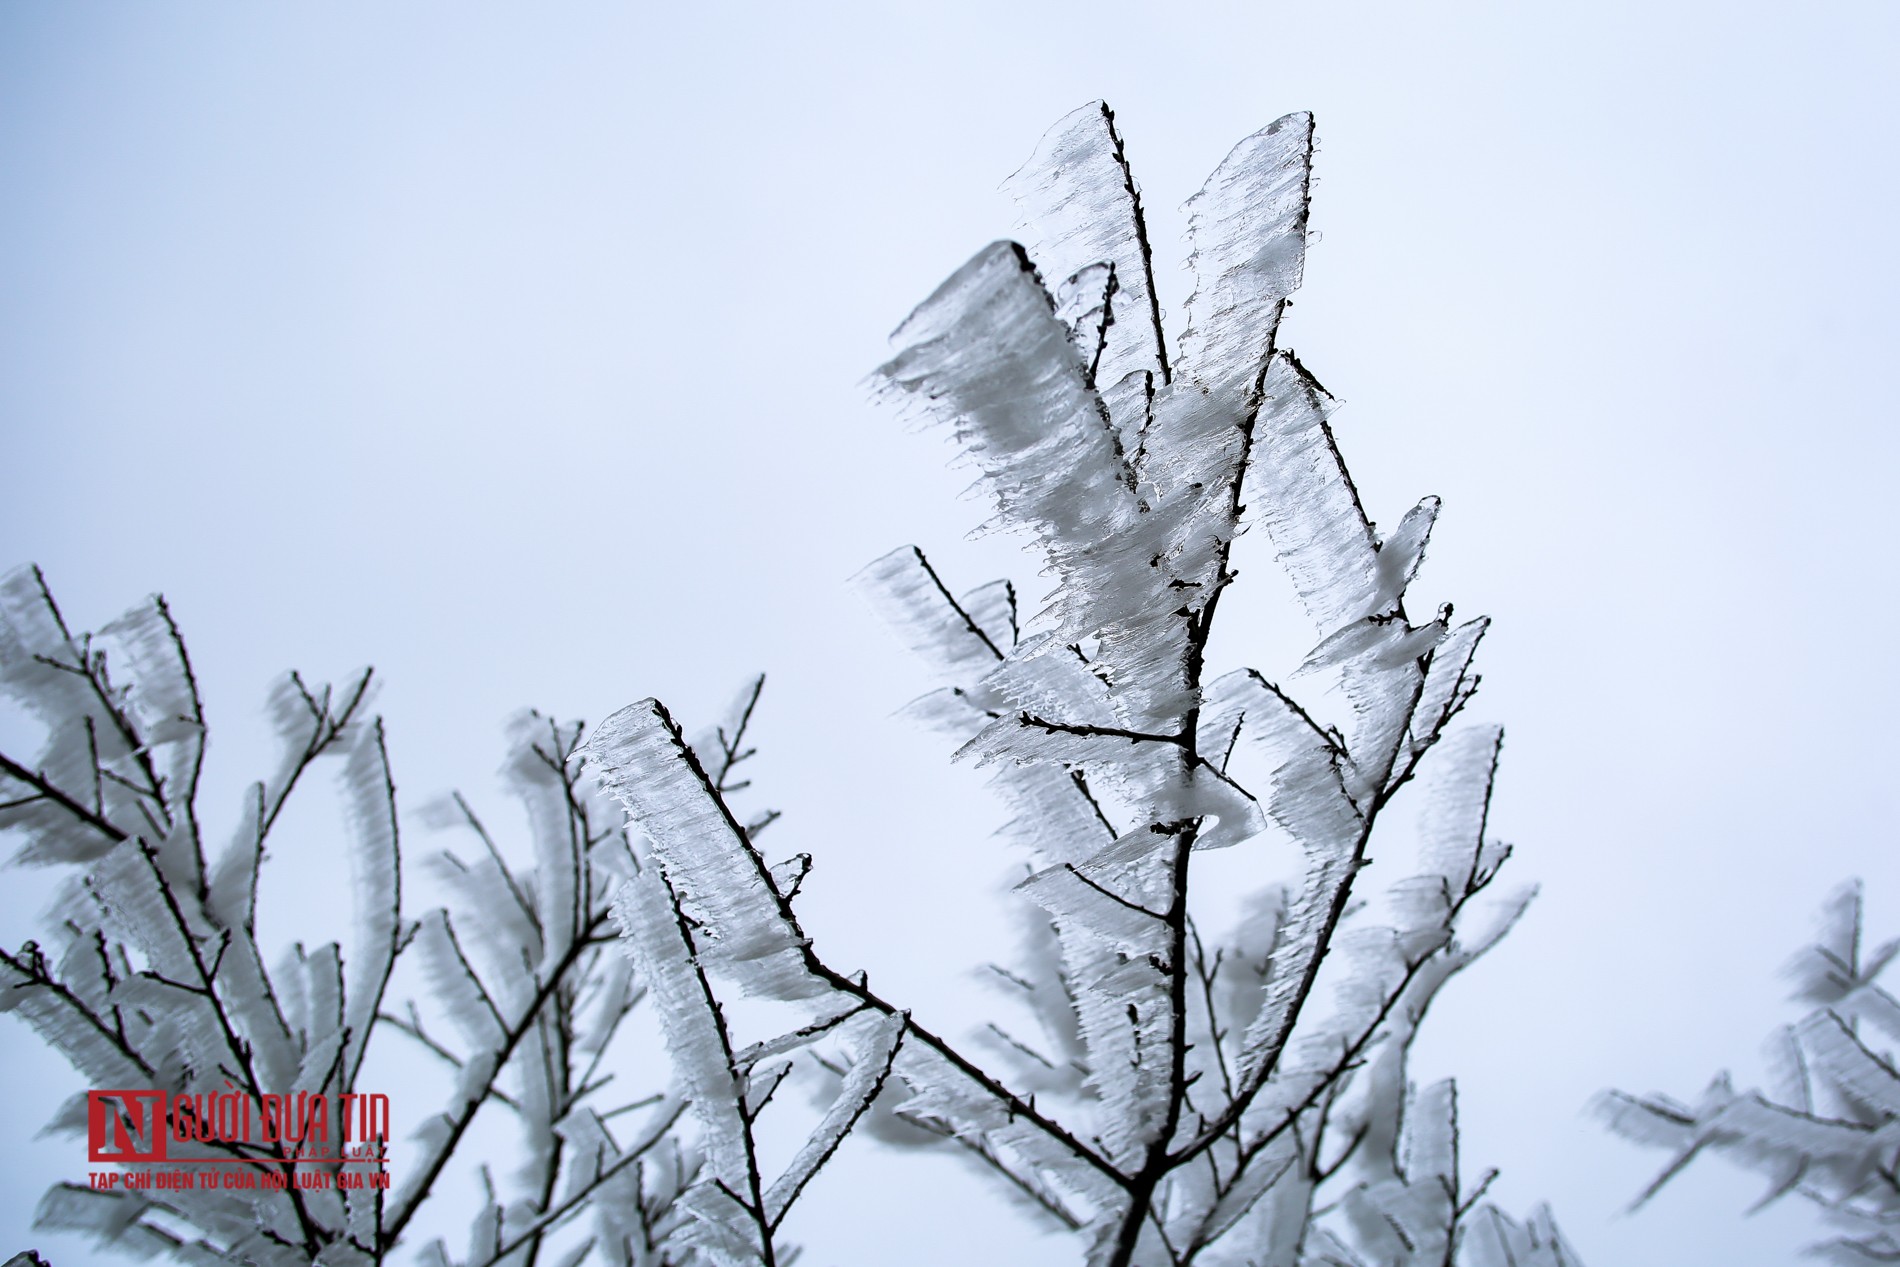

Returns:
585,103,1580,1266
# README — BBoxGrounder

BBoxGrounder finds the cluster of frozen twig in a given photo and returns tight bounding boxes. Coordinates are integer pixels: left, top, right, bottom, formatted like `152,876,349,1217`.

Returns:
3,103,1584,1267
0,567,688,1266
578,103,1579,1267
1603,882,1900,1266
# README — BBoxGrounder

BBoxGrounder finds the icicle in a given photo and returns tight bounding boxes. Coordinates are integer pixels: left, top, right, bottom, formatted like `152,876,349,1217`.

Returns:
1017,831,1171,958
337,721,400,1084
1406,616,1487,759
875,242,1184,668
1191,1142,1304,1265
1053,261,1119,382
762,1011,905,1225
850,546,1009,683
499,712,583,960
1242,352,1381,634
1797,1011,1900,1120
612,866,748,1183
1005,102,1170,398
1176,113,1314,396
1417,725,1505,885
97,597,204,825
585,699,824,1002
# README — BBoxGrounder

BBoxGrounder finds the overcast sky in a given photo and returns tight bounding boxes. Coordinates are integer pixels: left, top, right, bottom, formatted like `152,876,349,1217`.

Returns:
3,4,1897,1264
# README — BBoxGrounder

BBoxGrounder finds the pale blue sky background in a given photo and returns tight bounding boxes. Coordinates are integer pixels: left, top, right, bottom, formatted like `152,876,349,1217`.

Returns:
3,3,1897,1263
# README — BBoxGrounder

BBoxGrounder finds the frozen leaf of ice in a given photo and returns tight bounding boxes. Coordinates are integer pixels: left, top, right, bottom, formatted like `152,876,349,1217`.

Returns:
416,911,505,1051
1006,102,1169,400
851,546,1009,684
612,865,748,1183
586,698,824,1001
1418,725,1505,886
1017,831,1170,957
337,722,399,1084
1177,113,1314,395
1407,616,1488,758
763,1011,905,1225
876,241,1142,644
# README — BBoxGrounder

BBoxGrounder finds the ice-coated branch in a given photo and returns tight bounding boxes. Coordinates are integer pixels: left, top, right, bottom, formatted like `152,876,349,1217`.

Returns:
383,903,617,1249
583,688,1132,1219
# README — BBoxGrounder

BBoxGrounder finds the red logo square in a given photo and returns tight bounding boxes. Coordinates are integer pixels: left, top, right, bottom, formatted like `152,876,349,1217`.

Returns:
88,1090,168,1163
